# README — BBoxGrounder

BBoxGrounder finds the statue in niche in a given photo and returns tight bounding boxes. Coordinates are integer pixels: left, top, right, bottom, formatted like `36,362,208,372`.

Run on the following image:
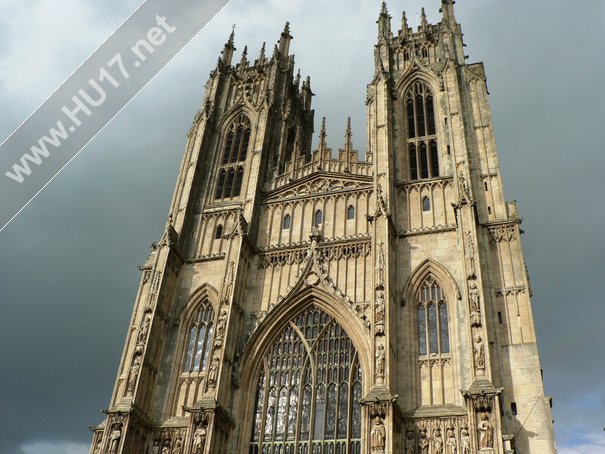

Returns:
126,355,142,396
376,343,385,379
193,423,207,453
161,440,170,454
172,439,182,454
207,354,220,390
418,429,429,454
137,315,151,344
457,167,472,205
474,335,485,370
370,416,386,453
468,281,480,312
375,287,385,335
215,309,228,341
464,231,476,278
460,427,471,454
433,427,444,453
446,428,457,454
405,430,415,454
109,424,122,454
478,412,494,449
151,439,161,454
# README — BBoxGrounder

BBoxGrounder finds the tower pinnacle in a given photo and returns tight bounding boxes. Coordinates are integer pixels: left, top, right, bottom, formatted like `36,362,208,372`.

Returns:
401,11,409,35
221,27,236,65
440,0,457,25
344,117,352,152
319,117,327,152
278,21,293,56
420,7,428,31
377,2,392,40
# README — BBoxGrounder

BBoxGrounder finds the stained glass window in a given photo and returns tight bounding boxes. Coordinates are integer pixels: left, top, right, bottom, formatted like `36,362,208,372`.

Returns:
249,306,362,453
417,275,450,356
406,81,439,180
182,302,215,373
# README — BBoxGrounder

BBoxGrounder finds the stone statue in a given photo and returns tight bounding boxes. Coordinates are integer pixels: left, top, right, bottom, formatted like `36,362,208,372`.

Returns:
474,335,485,370
193,425,207,453
151,439,160,454
446,428,457,454
127,355,142,395
433,427,444,453
215,309,228,340
468,281,480,312
460,427,471,454
172,439,182,454
109,425,122,454
375,288,385,335
376,344,385,378
370,416,386,453
207,355,220,389
161,440,170,454
478,412,493,448
137,315,151,344
464,231,476,277
405,430,415,454
418,429,429,454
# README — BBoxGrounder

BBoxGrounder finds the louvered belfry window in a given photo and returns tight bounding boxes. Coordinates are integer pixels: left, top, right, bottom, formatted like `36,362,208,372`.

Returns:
215,113,251,200
406,81,439,180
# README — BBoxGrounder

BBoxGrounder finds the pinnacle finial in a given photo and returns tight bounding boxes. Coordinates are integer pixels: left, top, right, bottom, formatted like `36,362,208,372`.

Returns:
319,117,327,151
402,11,409,33
380,2,389,16
344,117,352,151
228,25,235,46
283,21,291,36
240,45,248,66
258,42,266,64
295,69,301,88
440,0,457,24
420,7,428,28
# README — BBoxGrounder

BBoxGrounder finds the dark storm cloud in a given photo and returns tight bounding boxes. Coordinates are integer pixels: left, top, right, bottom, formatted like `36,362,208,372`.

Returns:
0,1,603,453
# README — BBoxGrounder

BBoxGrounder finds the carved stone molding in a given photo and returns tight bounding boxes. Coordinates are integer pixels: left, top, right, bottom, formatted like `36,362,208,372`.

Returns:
494,285,528,297
488,224,517,243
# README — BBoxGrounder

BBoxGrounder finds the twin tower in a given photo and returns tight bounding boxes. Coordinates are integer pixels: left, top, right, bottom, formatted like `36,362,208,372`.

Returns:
89,2,557,453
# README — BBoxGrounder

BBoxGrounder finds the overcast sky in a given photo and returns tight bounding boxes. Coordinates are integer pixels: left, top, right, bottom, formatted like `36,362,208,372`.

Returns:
0,0,604,453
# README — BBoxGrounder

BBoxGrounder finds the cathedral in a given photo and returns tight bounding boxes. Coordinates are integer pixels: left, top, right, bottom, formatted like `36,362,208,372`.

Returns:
89,2,557,453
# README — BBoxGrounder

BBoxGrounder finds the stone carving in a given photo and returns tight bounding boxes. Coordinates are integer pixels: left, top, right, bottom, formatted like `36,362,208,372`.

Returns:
488,224,516,243
457,163,472,206
109,424,122,454
446,427,457,454
193,424,207,454
207,354,220,390
376,343,385,382
135,314,151,354
433,427,444,453
469,281,482,327
377,241,385,285
460,427,471,454
474,335,485,371
126,355,142,396
370,416,386,453
464,231,476,278
405,430,416,454
151,440,160,454
418,429,429,454
375,287,385,335
161,440,170,454
478,412,493,449
214,309,228,345
172,438,182,454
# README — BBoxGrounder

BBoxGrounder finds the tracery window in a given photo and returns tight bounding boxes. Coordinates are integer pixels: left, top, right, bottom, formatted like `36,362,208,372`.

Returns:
249,306,362,454
406,81,439,180
417,275,450,356
214,114,251,200
183,301,215,373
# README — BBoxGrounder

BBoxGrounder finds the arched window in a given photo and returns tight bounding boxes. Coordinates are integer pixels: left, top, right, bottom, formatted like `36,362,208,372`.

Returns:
215,113,251,200
183,301,215,373
347,205,355,220
249,306,362,453
282,214,291,230
215,224,223,239
314,210,323,226
422,197,431,212
405,81,439,180
417,275,450,356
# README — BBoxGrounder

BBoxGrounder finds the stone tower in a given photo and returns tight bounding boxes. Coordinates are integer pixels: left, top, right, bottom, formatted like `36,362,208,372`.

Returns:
89,3,556,454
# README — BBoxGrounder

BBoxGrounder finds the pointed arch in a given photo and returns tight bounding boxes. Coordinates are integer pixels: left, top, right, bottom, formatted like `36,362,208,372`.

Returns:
240,288,369,453
402,258,461,306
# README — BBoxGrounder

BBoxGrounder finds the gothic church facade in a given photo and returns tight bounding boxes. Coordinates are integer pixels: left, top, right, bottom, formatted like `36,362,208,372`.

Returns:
89,2,557,453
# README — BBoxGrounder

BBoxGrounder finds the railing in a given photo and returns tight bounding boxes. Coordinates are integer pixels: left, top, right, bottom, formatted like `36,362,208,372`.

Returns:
249,439,361,454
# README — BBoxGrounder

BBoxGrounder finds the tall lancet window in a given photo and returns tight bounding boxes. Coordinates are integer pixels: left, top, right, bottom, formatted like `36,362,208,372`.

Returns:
215,113,251,200
417,274,450,356
406,81,439,180
183,301,215,373
249,306,362,453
